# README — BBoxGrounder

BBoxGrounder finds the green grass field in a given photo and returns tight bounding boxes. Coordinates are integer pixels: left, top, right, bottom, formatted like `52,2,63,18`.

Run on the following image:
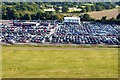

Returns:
2,46,118,78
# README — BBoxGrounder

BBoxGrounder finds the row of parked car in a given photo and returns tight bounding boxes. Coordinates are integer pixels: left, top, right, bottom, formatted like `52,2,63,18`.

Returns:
0,21,120,45
0,21,56,43
56,23,119,36
51,35,120,45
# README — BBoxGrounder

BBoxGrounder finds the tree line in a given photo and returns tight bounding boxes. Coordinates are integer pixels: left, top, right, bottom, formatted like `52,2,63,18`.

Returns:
80,13,120,25
2,2,119,20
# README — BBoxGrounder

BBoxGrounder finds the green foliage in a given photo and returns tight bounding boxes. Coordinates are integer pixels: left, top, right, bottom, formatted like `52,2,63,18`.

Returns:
53,6,60,12
101,16,107,21
5,7,16,19
81,8,86,13
109,17,116,21
96,5,102,11
2,2,118,20
116,14,120,20
62,5,68,13
14,12,20,19
91,6,96,11
85,6,91,12
35,10,43,20
80,14,95,21
23,14,31,20
52,14,64,21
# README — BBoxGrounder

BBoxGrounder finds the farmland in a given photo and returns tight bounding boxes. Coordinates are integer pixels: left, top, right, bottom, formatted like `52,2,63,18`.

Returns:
2,46,118,78
58,8,120,19
87,8,120,19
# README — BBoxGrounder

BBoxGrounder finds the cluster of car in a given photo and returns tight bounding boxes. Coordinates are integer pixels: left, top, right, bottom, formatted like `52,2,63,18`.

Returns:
51,35,120,45
0,21,120,45
0,21,56,43
51,23,120,45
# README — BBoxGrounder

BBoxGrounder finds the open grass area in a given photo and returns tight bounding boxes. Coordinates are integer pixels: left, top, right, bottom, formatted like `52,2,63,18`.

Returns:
2,46,118,78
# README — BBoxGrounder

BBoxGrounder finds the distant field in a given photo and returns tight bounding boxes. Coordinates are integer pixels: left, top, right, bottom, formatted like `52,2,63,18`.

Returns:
2,46,118,78
88,8,120,19
68,9,82,12
59,8,120,19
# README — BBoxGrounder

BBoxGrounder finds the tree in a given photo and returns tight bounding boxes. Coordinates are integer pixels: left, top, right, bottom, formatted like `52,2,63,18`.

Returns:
19,13,24,20
54,6,60,12
81,8,86,13
42,12,51,20
16,3,21,10
85,6,91,12
96,5,102,11
83,14,91,20
116,14,120,20
101,16,107,21
35,10,43,20
6,7,16,19
52,14,64,21
110,3,116,8
23,14,31,20
52,15,59,20
80,14,94,21
91,6,96,11
105,4,112,9
62,6,68,13
109,17,115,21
14,12,20,19
78,3,82,8
31,14,36,20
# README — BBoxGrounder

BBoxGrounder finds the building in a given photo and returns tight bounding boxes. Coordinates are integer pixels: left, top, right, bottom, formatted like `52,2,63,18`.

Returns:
44,8,55,12
64,17,81,24
13,21,40,27
68,7,82,12
22,22,40,26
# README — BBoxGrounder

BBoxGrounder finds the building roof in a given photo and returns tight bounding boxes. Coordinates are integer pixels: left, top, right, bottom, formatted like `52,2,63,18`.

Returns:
64,17,80,20
44,8,55,12
23,22,38,24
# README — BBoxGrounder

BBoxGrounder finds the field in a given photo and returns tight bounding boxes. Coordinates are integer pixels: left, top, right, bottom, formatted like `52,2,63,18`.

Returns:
87,8,120,19
59,8,120,19
68,9,82,12
2,46,118,78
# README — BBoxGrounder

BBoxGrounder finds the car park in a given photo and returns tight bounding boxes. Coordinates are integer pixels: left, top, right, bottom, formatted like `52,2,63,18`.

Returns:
0,20,120,45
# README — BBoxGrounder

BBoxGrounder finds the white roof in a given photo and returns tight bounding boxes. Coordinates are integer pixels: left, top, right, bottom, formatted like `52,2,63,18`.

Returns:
64,17,80,20
44,8,55,12
23,22,37,24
